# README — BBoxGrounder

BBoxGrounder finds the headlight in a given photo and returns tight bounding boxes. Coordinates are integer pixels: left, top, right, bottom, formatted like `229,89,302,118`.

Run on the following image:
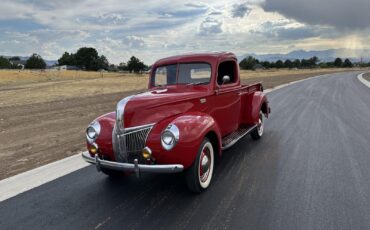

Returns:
161,124,179,151
86,121,101,143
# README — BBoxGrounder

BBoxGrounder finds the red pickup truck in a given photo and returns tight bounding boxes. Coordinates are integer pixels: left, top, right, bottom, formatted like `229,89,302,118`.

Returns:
82,52,270,193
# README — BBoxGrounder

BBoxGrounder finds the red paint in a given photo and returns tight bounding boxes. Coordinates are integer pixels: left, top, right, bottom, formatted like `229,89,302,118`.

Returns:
87,52,270,168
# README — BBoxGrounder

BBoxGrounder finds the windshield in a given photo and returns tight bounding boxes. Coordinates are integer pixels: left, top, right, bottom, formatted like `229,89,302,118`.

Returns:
152,63,211,86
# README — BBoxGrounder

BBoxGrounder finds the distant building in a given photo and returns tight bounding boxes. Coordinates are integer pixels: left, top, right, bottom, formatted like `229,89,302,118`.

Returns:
51,65,81,71
253,64,264,70
9,60,26,70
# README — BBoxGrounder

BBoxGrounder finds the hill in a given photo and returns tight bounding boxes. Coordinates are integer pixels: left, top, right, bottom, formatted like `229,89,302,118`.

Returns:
239,49,370,62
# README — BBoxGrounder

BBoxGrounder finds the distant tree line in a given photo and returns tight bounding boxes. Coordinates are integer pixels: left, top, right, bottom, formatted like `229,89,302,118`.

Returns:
0,47,149,73
58,47,148,72
0,56,25,69
239,56,368,70
0,54,47,69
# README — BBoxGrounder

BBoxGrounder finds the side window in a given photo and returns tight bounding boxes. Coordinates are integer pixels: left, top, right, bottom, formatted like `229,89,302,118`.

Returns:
178,63,211,84
217,61,236,85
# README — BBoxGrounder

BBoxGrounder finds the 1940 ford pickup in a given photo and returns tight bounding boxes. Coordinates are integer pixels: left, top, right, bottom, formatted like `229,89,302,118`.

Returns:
82,52,270,193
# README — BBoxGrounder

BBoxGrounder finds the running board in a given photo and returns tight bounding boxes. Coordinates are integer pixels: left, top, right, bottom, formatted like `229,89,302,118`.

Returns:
221,125,257,150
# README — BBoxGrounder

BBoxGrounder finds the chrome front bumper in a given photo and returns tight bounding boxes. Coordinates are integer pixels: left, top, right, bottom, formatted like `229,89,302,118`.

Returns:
82,151,184,174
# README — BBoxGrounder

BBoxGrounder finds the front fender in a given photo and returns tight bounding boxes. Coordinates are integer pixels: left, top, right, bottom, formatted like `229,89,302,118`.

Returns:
146,112,221,168
86,112,116,160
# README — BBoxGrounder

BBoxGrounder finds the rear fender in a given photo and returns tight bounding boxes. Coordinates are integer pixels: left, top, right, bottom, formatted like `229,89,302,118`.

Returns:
146,112,222,168
247,92,270,124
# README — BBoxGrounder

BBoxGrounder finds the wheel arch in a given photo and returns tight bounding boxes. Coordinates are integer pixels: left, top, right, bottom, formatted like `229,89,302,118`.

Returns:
147,112,222,168
260,101,270,117
204,130,222,158
249,92,270,123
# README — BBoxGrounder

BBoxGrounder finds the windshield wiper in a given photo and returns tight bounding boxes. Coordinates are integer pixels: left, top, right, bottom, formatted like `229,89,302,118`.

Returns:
186,82,209,86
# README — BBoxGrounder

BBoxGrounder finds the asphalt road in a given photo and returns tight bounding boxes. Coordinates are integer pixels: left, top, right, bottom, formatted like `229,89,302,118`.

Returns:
1,72,369,230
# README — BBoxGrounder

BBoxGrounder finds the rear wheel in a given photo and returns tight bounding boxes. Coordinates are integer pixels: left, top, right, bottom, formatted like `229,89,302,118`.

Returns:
251,111,264,140
186,138,214,193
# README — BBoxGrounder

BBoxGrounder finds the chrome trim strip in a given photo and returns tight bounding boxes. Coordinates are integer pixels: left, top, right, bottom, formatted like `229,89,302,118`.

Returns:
124,123,156,134
82,151,184,173
116,95,134,134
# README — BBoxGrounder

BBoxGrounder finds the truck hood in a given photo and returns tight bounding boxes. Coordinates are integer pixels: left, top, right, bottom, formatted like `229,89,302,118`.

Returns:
122,87,209,128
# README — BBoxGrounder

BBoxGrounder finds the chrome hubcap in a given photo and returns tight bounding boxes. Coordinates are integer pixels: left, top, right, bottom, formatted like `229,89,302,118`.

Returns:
199,147,211,183
258,113,264,136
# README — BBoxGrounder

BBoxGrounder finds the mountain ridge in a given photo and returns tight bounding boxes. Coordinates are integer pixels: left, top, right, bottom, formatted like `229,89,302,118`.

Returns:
239,49,370,62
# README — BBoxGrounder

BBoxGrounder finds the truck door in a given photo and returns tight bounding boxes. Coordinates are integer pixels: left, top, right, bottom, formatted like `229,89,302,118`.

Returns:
211,60,241,137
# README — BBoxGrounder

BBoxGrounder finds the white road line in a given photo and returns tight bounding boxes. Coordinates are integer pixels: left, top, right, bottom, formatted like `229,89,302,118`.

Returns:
357,73,370,88
0,154,89,202
0,71,352,202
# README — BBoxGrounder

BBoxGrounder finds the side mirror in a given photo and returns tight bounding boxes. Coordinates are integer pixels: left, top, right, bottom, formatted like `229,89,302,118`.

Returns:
222,75,231,84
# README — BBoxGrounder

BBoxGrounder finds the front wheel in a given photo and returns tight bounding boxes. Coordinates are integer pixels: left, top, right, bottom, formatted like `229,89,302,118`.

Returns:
186,138,215,193
251,111,264,140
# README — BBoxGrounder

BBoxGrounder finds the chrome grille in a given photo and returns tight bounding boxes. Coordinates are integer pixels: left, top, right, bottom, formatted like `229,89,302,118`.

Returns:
114,124,153,163
124,127,152,154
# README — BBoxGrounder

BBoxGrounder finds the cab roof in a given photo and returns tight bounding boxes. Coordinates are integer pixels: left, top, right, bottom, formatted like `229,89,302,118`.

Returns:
153,52,237,67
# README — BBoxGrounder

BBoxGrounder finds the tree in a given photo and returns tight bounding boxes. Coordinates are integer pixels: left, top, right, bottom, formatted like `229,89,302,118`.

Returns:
275,60,284,68
0,57,12,69
95,55,109,70
118,62,128,71
57,48,110,71
239,56,257,70
261,61,271,69
308,56,319,67
127,56,146,73
301,59,311,68
342,59,353,68
74,47,99,70
9,56,21,61
334,58,343,67
58,52,75,66
293,59,301,68
284,59,293,69
25,53,46,69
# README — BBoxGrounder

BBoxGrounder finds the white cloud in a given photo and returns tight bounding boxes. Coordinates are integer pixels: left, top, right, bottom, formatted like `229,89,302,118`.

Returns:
198,17,223,35
231,3,252,18
0,0,369,64
261,0,370,29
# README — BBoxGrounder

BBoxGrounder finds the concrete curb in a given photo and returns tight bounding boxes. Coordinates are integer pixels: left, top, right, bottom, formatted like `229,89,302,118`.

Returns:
0,154,89,202
357,73,370,88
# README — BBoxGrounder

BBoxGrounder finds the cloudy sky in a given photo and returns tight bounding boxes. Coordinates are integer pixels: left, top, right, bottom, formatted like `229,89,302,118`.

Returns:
1,0,369,64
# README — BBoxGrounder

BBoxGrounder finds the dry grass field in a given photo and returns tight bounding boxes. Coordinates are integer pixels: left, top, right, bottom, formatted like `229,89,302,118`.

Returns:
0,70,148,107
0,68,356,107
0,68,363,179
